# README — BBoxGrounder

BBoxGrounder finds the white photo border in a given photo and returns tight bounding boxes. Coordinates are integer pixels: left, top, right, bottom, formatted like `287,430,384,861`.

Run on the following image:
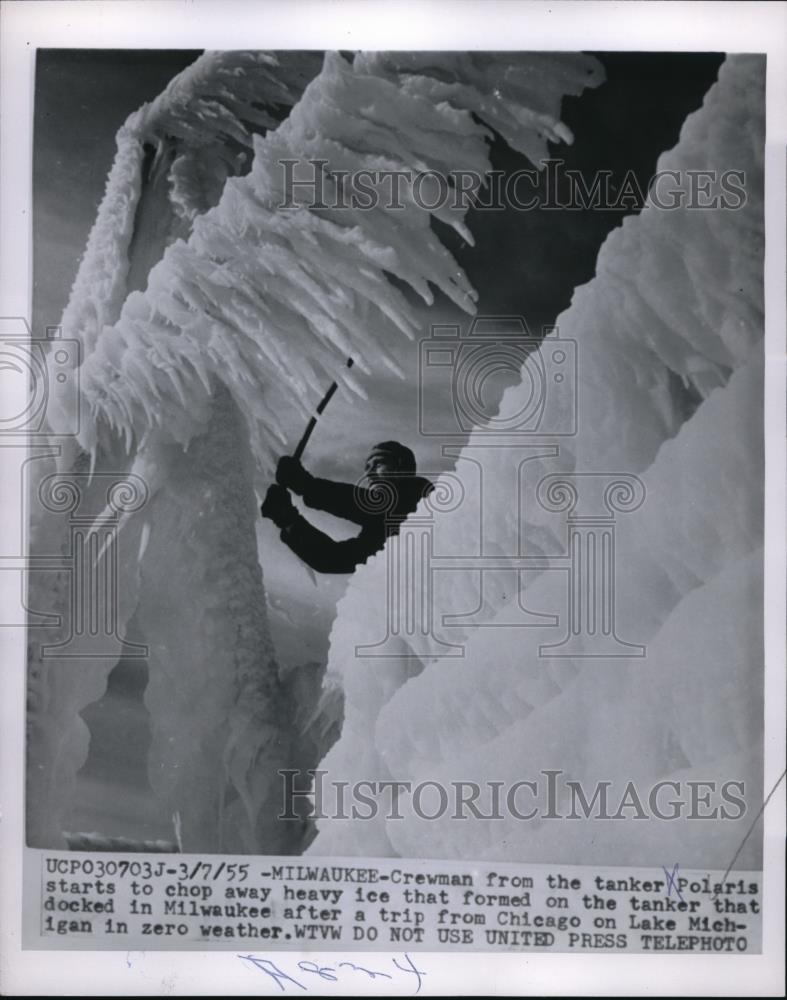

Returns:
1,1,784,995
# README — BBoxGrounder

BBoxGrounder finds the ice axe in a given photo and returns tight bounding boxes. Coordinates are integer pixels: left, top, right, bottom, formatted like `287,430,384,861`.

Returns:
275,356,354,589
292,356,354,461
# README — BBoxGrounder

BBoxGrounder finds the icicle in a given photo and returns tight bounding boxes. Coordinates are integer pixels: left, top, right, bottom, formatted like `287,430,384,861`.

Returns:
138,519,151,563
73,50,605,481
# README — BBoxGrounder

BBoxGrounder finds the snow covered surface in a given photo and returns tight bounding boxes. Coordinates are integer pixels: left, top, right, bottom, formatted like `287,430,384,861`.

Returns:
308,55,764,867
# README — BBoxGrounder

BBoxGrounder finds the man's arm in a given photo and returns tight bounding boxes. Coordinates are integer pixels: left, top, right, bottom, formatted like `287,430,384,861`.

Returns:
280,514,369,574
260,484,372,573
277,456,375,526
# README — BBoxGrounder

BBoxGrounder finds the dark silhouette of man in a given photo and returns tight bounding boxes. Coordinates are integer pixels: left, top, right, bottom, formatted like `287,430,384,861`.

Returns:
261,441,433,573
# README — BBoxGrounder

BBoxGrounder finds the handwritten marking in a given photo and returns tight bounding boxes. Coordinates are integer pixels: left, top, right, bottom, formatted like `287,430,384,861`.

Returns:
238,952,425,994
238,955,306,992
338,961,392,981
662,863,684,902
712,766,786,900
298,960,338,982
392,953,426,993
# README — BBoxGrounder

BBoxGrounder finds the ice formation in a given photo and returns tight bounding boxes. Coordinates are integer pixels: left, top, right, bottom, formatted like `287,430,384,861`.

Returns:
56,51,322,365
309,55,765,868
27,50,603,852
28,50,323,852
69,50,602,472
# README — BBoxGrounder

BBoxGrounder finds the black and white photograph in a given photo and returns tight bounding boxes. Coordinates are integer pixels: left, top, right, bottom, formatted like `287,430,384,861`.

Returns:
1,1,784,996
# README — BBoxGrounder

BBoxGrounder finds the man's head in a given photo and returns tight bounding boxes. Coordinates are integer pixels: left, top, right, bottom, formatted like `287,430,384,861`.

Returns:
364,441,417,482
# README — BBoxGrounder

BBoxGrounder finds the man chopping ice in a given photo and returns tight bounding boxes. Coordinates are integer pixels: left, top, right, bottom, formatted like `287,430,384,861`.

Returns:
261,441,434,574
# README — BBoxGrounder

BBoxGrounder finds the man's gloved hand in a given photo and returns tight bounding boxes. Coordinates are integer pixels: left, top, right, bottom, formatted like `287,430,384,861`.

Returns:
261,484,298,529
276,455,312,495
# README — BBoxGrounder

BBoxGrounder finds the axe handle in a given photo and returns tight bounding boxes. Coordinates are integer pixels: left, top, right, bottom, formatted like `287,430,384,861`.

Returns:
292,357,354,461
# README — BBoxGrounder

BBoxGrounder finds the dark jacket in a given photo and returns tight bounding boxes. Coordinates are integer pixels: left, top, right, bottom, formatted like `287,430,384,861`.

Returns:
281,474,434,574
